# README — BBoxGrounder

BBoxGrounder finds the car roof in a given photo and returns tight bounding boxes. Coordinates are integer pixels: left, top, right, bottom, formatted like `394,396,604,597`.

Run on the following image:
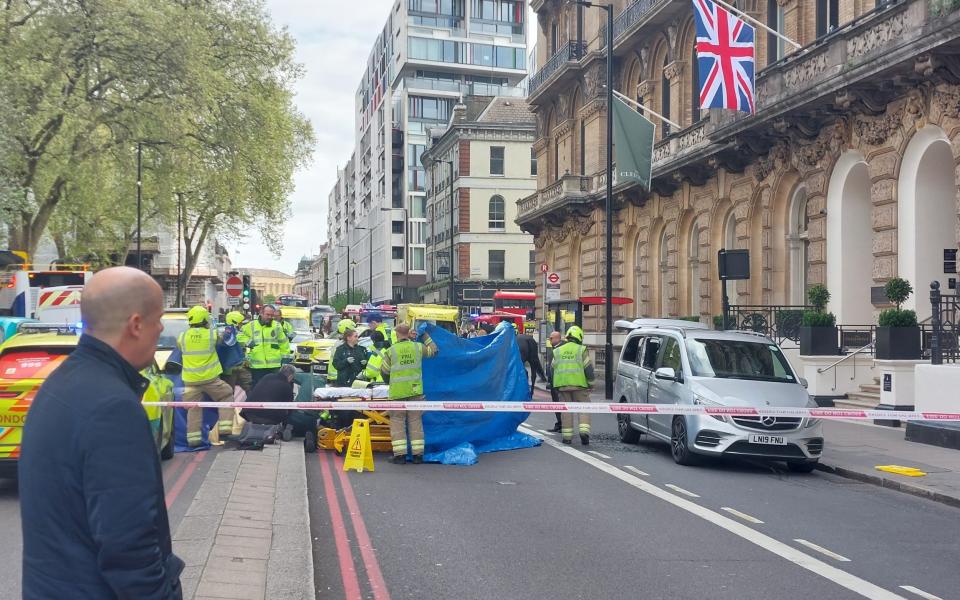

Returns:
625,326,775,345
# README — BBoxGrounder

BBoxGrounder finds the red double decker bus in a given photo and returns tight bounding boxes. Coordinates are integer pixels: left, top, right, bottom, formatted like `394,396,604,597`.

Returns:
492,290,536,316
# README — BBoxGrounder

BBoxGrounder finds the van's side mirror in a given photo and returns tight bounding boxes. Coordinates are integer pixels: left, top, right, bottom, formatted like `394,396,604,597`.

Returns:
654,367,677,381
799,377,809,389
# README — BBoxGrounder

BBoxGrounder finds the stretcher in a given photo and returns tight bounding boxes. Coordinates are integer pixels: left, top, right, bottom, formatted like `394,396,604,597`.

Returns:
312,382,393,454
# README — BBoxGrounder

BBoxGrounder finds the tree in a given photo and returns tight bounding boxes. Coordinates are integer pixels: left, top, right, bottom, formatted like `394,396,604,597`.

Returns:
331,289,370,313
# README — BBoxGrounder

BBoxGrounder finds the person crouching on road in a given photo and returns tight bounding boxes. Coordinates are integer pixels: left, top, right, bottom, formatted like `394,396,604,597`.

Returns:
332,328,367,387
179,305,236,447
552,325,595,446
380,323,438,464
241,304,288,385
239,364,296,441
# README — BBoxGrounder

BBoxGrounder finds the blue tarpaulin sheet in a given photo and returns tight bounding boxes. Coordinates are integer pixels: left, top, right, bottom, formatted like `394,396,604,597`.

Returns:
417,323,541,465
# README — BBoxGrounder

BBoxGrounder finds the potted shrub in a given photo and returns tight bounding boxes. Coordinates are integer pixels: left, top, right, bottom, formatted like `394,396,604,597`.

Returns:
875,277,921,360
799,284,838,355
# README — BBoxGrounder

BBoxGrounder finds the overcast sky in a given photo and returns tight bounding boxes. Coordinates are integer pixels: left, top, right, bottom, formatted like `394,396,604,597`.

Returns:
234,0,535,275
231,0,393,275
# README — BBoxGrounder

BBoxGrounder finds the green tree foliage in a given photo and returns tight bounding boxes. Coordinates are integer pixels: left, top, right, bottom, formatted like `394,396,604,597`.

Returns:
331,289,371,313
879,277,917,328
0,0,313,277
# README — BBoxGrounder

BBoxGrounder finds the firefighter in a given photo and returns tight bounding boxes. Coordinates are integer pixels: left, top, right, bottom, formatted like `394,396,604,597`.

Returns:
220,310,252,392
325,318,356,385
178,305,235,447
551,325,595,446
380,323,438,464
241,304,288,385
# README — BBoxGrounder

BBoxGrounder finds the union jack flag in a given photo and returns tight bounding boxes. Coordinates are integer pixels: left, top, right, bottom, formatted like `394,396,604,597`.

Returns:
693,0,756,114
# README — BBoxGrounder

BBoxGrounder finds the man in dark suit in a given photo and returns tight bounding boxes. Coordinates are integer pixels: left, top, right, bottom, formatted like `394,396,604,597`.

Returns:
19,267,183,600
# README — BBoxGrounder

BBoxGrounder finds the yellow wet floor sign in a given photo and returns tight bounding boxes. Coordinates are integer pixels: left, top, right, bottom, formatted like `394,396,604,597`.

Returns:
343,419,374,473
875,465,927,477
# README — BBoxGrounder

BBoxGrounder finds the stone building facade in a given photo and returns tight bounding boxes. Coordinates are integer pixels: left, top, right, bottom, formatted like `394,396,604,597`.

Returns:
519,0,960,342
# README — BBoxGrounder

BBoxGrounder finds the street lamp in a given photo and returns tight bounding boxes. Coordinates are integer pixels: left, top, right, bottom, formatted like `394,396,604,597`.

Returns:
442,160,455,306
355,226,372,301
380,207,409,301
337,242,351,305
135,140,170,271
572,0,614,400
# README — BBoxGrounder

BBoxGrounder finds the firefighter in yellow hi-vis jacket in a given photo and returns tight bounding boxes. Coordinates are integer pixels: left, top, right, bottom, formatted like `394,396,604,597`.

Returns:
380,323,438,464
178,305,235,447
551,325,595,446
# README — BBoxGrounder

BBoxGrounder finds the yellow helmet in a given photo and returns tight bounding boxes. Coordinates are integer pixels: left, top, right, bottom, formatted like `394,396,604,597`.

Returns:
187,305,210,325
225,311,245,327
337,318,357,334
566,325,584,343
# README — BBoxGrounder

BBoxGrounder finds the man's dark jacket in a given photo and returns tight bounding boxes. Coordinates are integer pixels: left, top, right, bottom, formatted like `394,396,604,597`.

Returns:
19,334,183,600
241,372,294,425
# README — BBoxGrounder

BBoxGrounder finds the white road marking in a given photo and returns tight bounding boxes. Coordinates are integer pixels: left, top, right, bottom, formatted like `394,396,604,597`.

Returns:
537,429,556,436
587,450,612,459
721,507,764,524
665,484,700,498
899,586,943,600
623,466,649,477
518,426,904,600
793,539,851,562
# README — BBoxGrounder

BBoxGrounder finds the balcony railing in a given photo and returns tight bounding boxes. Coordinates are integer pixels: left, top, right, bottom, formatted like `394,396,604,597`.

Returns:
517,174,592,219
402,77,525,97
600,0,671,48
528,40,586,96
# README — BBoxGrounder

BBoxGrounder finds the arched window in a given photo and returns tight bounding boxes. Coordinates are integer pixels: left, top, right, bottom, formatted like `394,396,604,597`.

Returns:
724,210,737,250
689,225,701,315
661,55,671,136
690,43,701,123
659,231,670,316
488,195,505,231
788,187,809,304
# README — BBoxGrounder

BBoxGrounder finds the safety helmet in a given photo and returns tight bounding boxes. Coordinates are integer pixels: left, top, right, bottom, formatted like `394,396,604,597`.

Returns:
566,325,584,343
337,318,357,334
225,311,245,327
187,305,210,325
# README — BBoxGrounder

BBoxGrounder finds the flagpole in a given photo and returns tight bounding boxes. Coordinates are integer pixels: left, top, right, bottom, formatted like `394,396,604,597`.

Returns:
612,90,682,129
710,0,802,49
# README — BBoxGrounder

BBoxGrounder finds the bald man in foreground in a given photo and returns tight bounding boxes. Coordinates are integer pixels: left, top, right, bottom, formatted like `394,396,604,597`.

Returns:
19,267,184,599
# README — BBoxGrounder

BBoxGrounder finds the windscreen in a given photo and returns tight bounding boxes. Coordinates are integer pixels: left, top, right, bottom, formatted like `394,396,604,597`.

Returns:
685,338,795,383
28,272,86,288
158,317,190,350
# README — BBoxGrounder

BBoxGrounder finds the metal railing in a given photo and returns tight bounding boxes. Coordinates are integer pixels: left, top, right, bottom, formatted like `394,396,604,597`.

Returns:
600,0,670,48
817,341,874,393
930,282,959,364
528,40,586,96
725,305,811,346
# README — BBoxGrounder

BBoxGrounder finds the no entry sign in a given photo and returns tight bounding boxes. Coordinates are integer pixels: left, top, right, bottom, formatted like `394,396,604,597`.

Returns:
225,276,243,297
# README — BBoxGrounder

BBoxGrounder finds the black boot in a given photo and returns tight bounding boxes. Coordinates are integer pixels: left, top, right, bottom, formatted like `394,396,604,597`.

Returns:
549,423,562,432
562,438,572,445
412,455,423,464
391,455,405,465
580,433,590,446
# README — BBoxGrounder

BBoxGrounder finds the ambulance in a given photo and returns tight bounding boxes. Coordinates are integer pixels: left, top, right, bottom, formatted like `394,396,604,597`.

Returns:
0,262,91,319
396,304,459,335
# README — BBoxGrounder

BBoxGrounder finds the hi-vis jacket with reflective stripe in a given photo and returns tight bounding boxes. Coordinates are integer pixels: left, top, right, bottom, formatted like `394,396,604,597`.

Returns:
381,339,437,399
552,341,591,389
178,326,222,383
240,320,288,369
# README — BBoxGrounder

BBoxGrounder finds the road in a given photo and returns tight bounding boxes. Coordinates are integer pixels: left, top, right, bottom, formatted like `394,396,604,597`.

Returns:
307,399,960,600
0,447,222,600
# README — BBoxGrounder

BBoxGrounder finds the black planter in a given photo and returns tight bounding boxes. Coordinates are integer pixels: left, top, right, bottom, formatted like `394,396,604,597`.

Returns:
875,326,921,360
799,326,839,355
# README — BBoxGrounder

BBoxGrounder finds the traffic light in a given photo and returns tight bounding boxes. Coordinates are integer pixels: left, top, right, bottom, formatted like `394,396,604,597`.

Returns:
242,274,251,312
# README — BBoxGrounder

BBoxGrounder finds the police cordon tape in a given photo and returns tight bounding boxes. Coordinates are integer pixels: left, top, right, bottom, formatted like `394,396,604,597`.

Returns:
139,400,960,422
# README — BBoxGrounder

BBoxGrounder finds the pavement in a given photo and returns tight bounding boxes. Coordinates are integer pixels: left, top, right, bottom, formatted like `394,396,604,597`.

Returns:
172,442,314,600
